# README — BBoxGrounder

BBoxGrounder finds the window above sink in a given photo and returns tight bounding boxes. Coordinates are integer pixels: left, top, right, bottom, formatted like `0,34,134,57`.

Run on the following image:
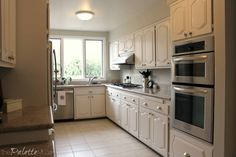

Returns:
50,36,105,80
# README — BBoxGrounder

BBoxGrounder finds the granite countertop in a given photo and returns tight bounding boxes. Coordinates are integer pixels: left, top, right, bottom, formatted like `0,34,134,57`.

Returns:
0,138,55,157
56,84,105,89
106,84,171,100
0,105,54,133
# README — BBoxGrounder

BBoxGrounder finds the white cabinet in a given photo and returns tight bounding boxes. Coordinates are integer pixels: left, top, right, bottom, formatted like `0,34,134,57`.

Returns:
134,25,155,69
134,18,171,69
139,107,152,145
120,100,139,138
74,87,105,119
170,129,213,157
118,34,135,54
155,18,171,68
106,88,121,125
134,30,143,69
91,94,106,117
139,106,169,157
0,0,16,66
109,41,120,70
139,96,170,157
74,95,91,119
170,0,212,41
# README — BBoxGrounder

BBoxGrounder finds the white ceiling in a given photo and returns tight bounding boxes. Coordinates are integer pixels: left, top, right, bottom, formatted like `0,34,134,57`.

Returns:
50,0,162,31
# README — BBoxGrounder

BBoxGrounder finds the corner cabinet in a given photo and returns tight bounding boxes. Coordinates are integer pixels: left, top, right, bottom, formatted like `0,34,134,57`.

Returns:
170,0,213,41
0,0,16,67
74,87,106,119
134,18,171,69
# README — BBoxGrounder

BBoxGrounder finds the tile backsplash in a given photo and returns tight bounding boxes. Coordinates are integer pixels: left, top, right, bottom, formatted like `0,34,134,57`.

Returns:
119,65,171,85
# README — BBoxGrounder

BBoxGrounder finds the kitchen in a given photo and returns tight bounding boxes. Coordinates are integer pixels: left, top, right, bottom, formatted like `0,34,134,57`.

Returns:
0,0,235,157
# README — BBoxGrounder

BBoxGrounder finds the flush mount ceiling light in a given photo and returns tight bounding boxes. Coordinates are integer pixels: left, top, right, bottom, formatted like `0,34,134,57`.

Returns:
75,10,94,21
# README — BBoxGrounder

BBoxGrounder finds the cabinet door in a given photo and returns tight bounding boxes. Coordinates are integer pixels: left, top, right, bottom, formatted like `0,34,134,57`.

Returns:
118,38,126,54
125,34,135,52
74,95,91,119
106,95,113,120
129,105,139,137
120,102,129,130
142,26,155,67
156,19,171,68
111,97,121,125
188,0,212,37
1,0,16,64
170,0,188,41
134,31,143,69
139,108,152,145
109,42,120,70
91,94,105,118
152,112,168,157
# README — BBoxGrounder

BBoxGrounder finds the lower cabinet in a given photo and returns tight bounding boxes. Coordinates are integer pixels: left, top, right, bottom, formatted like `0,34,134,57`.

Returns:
170,129,213,157
120,101,139,138
139,106,168,157
106,87,169,157
74,87,105,119
106,93,121,125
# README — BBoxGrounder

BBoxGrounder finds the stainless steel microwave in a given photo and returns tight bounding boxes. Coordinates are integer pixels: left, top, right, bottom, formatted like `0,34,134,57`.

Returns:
171,84,214,143
172,52,214,85
173,36,214,56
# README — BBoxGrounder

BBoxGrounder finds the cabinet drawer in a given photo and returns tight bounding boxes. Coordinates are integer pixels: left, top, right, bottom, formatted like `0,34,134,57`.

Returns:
75,87,105,95
140,97,169,115
106,88,120,98
170,129,213,157
120,93,139,105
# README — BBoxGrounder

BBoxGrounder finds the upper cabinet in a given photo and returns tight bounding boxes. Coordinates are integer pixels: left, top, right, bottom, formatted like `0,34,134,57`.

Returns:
134,18,171,69
118,33,135,54
0,0,16,67
155,18,171,67
170,0,213,41
109,41,120,70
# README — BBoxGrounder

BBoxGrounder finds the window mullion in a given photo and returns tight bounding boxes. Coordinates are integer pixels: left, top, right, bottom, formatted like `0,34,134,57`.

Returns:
61,38,64,78
83,39,86,78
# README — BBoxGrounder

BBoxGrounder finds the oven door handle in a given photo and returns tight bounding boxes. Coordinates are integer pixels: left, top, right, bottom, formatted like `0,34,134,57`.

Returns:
173,87,208,94
173,55,208,62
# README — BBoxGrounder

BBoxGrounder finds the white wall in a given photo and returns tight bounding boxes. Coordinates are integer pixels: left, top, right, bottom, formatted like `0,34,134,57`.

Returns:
109,0,170,41
50,29,120,83
1,0,48,107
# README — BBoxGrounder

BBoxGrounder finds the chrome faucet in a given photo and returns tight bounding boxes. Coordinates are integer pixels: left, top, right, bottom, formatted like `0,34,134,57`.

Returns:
88,76,98,85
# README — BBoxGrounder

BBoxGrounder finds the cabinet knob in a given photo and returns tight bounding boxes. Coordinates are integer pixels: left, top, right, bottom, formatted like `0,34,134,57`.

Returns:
184,152,191,157
132,99,135,102
189,32,193,36
123,96,126,99
156,106,162,110
184,33,188,37
143,102,148,106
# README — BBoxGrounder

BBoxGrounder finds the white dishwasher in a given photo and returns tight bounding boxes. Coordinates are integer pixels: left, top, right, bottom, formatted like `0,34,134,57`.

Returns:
53,88,74,120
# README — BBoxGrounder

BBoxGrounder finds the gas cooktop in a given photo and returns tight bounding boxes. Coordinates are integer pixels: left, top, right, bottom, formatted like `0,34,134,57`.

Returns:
111,83,142,88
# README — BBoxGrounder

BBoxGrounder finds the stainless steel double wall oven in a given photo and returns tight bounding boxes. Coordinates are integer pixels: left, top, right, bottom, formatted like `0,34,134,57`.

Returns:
171,36,214,143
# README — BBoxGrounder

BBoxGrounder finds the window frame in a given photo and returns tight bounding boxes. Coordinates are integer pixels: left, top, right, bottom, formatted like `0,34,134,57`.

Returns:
50,35,107,81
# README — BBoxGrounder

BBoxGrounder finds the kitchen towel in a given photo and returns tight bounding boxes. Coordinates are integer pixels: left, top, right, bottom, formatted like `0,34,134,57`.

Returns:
57,91,66,106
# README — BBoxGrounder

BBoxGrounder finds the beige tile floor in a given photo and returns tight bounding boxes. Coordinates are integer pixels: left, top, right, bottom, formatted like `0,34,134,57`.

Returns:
55,119,161,157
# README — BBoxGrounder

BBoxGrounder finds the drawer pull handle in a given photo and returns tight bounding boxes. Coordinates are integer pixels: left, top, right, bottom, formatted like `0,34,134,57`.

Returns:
184,152,191,157
89,91,93,93
156,106,162,110
111,98,115,101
